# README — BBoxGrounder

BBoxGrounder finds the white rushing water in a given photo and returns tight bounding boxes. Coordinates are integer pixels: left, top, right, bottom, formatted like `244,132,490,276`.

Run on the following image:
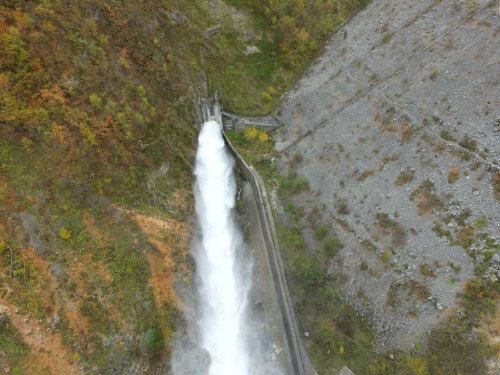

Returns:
193,121,251,374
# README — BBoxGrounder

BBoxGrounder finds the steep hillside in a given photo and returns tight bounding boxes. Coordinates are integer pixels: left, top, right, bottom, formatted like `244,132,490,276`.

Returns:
273,0,500,373
0,0,369,373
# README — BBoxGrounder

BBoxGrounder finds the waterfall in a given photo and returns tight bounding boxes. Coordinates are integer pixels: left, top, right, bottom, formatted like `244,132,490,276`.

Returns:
193,120,252,374
172,120,280,375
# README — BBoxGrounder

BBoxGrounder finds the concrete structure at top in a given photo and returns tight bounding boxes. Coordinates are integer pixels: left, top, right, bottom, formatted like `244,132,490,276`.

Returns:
199,91,223,128
199,93,281,132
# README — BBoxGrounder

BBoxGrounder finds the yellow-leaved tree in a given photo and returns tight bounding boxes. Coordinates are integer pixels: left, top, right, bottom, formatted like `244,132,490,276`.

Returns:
244,126,259,141
258,130,268,143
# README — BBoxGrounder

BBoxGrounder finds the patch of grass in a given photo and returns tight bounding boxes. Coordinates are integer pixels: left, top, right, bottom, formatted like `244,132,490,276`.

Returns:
429,67,440,81
450,147,473,161
455,226,475,249
0,315,29,362
292,152,304,166
411,179,444,215
314,224,328,240
449,261,461,273
381,32,393,44
379,155,397,170
144,327,164,350
381,247,394,263
405,279,431,301
336,199,350,215
361,239,377,253
394,167,415,186
475,216,489,229
400,124,416,143
426,318,492,375
493,173,500,200
358,169,374,181
432,222,452,241
419,263,437,278
335,217,356,233
439,130,456,142
448,168,460,184
322,236,344,257
292,177,310,194
375,213,406,247
386,282,402,308
458,136,478,152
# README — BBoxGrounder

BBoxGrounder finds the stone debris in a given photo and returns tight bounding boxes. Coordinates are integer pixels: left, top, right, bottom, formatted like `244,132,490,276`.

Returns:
274,0,500,353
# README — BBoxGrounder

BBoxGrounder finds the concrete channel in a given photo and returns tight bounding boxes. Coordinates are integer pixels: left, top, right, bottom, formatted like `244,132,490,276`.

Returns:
223,134,316,375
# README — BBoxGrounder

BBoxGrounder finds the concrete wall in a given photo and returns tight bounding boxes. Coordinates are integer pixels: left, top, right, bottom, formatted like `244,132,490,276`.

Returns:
223,133,314,375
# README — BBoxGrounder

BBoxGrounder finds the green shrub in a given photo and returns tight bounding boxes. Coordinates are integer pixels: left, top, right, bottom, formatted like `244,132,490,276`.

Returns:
448,168,459,184
292,152,303,165
292,177,309,194
440,130,456,142
394,168,415,186
323,237,344,257
429,67,440,81
336,199,350,215
427,318,492,375
292,258,324,288
475,216,489,229
357,169,374,181
144,327,163,350
458,136,477,152
314,224,328,239
0,315,29,360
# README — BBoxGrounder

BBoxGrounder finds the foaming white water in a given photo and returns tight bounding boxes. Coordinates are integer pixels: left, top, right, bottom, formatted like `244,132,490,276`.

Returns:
193,121,251,374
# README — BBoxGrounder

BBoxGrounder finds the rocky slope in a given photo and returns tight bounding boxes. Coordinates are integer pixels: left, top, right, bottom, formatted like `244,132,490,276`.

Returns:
275,0,500,358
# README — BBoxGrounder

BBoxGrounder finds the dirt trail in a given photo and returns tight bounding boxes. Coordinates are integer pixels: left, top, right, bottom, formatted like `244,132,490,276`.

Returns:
0,299,82,375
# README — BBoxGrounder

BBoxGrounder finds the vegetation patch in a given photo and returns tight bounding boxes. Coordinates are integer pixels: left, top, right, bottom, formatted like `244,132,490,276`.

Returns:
357,169,374,181
432,222,453,241
314,224,328,240
448,168,460,184
419,263,437,279
361,239,377,253
0,315,29,368
394,167,415,186
455,226,475,249
322,236,344,257
336,199,350,215
439,130,457,142
410,179,445,215
458,136,478,152
493,173,500,200
374,213,406,247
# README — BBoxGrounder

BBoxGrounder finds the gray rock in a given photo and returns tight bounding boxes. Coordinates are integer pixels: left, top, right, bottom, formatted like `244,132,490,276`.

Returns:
0,314,6,327
50,263,64,277
53,314,61,325
205,25,222,37
245,45,261,55
19,212,52,256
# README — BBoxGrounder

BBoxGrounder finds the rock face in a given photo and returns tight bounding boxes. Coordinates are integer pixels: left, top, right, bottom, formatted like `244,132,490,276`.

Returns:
275,0,500,351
